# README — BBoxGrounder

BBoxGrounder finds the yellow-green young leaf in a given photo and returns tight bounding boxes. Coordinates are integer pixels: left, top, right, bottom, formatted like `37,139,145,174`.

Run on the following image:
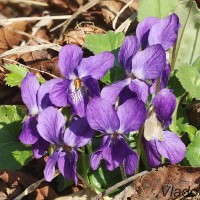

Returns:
176,64,200,99
4,64,28,87
0,105,32,170
137,0,179,21
83,31,124,54
173,0,200,69
186,131,200,166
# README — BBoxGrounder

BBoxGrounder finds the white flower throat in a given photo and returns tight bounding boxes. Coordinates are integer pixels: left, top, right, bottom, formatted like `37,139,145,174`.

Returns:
143,112,164,141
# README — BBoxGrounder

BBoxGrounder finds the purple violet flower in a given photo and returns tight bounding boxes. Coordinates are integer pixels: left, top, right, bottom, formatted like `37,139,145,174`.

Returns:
143,89,186,167
136,13,180,50
101,36,166,105
49,44,115,117
37,106,94,184
150,63,171,94
86,97,146,174
19,72,60,158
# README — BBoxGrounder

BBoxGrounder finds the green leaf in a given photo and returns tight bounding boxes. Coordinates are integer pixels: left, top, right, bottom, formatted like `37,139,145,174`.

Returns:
4,64,28,87
88,166,121,191
84,31,125,85
186,125,197,142
176,64,200,99
0,105,32,170
173,0,200,69
101,66,124,85
193,56,200,72
137,0,179,21
186,131,200,166
83,31,124,54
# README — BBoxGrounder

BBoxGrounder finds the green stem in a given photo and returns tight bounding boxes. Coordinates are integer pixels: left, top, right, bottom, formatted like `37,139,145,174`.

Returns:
171,42,177,71
135,126,144,174
120,164,127,180
155,77,160,95
80,147,90,183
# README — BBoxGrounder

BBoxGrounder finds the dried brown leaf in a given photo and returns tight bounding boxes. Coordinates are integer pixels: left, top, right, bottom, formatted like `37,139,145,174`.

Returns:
0,170,57,200
50,0,88,12
61,22,105,46
0,22,27,54
114,165,200,200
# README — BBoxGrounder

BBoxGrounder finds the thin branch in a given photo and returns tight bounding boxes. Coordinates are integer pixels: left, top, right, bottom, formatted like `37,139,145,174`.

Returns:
92,170,150,200
112,0,134,30
50,0,101,35
1,58,58,78
0,43,61,57
13,170,60,200
115,12,137,33
77,174,100,195
0,15,72,25
0,0,49,6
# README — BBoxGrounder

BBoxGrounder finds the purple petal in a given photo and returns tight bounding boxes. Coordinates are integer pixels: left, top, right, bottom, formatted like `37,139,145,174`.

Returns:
86,97,120,134
124,152,138,175
32,136,50,159
143,138,161,167
58,44,83,79
67,85,89,117
20,72,39,115
44,150,60,182
101,79,130,105
136,17,160,47
37,78,63,111
152,89,176,126
82,75,100,97
58,149,78,185
159,63,171,90
49,79,71,107
150,63,171,94
132,44,166,80
129,79,149,103
102,135,138,172
90,135,111,170
148,14,180,50
118,86,137,105
77,51,114,80
117,98,146,134
19,116,39,145
37,107,66,145
90,150,102,170
156,131,186,164
118,36,140,74
64,117,95,148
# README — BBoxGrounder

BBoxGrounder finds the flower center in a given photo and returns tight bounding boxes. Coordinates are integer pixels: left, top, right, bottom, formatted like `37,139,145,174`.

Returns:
74,79,82,90
112,132,118,138
63,146,72,152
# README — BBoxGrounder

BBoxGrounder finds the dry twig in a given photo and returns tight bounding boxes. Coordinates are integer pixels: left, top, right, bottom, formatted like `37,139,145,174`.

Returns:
0,15,72,25
0,0,49,6
115,12,137,33
1,57,58,78
51,0,101,36
0,43,61,57
112,0,134,30
92,170,151,200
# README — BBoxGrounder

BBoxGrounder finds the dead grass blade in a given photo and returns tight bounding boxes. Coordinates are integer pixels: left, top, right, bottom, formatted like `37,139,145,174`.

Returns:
0,43,61,57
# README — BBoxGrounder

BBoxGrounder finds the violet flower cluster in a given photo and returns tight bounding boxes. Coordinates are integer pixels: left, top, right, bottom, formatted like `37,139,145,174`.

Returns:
19,13,186,184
